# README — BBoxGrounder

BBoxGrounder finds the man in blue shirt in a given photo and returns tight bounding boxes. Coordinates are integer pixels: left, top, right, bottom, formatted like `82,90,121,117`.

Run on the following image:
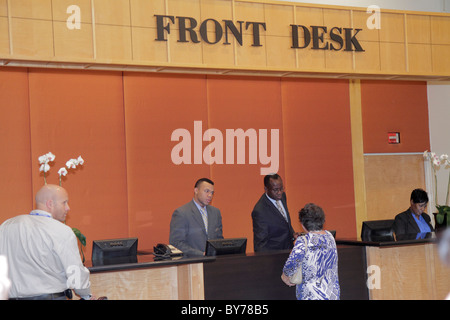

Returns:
393,188,434,235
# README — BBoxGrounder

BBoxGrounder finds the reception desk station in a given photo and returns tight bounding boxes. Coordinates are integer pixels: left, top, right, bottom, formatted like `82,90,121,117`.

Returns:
86,233,449,300
86,244,369,300
337,233,450,300
0,0,448,302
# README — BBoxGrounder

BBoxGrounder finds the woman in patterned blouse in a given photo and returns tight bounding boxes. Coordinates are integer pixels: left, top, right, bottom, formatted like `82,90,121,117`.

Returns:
281,203,340,300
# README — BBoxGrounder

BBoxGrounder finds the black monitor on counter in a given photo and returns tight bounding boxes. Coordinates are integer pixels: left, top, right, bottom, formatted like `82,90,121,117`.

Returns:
361,220,395,241
205,238,247,256
92,237,138,265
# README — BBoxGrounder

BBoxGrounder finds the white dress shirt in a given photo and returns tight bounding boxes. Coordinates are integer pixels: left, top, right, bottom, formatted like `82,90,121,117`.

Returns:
0,210,91,298
265,193,288,221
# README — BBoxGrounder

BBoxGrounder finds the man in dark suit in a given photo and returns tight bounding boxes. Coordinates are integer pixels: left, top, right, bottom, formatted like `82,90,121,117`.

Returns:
169,178,223,256
393,188,434,235
251,174,298,252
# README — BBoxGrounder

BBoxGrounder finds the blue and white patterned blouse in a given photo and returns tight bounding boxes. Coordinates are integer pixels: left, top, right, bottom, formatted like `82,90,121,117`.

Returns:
283,231,340,300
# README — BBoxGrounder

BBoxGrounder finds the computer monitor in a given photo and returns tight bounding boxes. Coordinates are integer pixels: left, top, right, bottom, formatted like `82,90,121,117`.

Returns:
205,238,247,256
361,220,395,241
92,237,138,265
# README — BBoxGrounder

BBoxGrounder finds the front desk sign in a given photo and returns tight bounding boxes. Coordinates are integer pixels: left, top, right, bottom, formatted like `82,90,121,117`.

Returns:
155,15,364,52
290,25,364,52
1,0,448,79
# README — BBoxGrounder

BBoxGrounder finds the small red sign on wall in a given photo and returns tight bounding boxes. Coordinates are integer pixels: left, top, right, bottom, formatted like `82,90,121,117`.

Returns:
388,132,400,144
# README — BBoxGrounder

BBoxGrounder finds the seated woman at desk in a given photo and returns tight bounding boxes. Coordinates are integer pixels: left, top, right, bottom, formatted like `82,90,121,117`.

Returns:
281,203,340,300
393,189,434,236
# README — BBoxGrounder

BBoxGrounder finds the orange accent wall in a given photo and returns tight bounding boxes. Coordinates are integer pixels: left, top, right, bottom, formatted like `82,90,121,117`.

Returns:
27,69,129,242
123,73,211,249
0,67,356,256
205,76,287,244
281,79,356,236
361,80,430,153
0,68,32,216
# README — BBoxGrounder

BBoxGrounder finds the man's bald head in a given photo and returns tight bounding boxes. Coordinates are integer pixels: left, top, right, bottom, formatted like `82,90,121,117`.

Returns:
35,184,70,222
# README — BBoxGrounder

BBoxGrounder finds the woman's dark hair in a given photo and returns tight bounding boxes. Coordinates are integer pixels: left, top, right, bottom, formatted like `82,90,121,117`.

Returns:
299,203,325,232
410,188,428,204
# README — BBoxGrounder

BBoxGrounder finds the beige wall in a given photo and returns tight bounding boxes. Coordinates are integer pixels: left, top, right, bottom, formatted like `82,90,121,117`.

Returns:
427,82,450,209
364,154,426,222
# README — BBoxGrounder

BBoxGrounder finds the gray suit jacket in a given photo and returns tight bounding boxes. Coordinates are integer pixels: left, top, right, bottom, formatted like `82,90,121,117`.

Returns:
169,200,223,256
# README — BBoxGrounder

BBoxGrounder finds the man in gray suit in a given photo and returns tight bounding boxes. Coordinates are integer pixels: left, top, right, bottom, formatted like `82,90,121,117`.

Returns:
169,178,223,256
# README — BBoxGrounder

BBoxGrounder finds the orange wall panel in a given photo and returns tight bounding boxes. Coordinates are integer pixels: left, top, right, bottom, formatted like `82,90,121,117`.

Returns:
123,73,210,250
0,68,361,257
27,69,129,255
0,68,32,222
361,80,430,153
206,76,286,251
281,79,356,238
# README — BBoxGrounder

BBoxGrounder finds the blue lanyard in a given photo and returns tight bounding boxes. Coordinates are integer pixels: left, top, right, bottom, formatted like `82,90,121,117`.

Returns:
29,211,52,218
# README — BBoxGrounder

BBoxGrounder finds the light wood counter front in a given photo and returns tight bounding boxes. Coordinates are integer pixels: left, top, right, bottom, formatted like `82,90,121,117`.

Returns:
366,242,450,300
87,256,213,300
338,235,450,300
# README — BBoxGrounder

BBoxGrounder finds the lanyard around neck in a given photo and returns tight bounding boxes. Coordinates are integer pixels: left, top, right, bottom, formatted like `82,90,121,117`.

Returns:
29,211,52,218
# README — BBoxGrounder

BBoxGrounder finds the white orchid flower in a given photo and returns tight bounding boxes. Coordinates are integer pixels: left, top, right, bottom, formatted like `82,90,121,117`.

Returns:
423,151,428,159
38,153,84,186
46,152,56,162
39,163,50,172
58,167,68,176
38,152,55,164
66,159,77,169
433,159,441,167
38,155,47,164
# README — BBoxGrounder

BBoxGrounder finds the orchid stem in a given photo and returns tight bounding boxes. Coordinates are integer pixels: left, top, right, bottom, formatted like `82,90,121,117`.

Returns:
434,168,438,208
446,170,450,206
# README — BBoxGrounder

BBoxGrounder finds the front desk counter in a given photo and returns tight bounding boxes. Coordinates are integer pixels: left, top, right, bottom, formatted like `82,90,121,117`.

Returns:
87,246,368,300
203,245,368,300
336,233,450,300
87,253,215,300
87,235,450,300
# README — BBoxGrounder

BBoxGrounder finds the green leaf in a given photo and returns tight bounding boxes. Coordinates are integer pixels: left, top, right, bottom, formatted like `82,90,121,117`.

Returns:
436,213,445,225
72,227,86,247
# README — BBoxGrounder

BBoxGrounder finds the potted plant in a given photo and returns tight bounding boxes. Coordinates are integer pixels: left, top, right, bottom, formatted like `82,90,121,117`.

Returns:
424,151,450,230
39,152,87,262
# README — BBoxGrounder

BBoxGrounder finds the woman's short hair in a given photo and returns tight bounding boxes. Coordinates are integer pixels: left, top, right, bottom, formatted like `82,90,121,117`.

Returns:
299,203,325,232
410,188,428,204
